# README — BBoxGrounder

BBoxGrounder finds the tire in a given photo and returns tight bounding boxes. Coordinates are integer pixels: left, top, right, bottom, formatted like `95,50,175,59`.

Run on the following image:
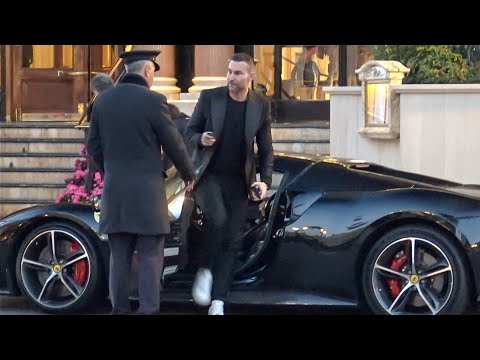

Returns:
15,221,105,314
362,225,470,315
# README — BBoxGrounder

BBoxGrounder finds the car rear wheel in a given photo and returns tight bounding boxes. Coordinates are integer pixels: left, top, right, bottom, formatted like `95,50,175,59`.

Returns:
362,225,470,315
15,221,104,314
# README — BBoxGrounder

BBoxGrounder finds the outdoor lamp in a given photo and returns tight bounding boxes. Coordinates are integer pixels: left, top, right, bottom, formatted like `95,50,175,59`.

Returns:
355,60,409,139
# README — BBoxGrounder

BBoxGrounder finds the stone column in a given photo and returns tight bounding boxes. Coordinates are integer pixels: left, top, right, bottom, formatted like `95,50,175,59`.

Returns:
133,45,180,100
188,45,234,94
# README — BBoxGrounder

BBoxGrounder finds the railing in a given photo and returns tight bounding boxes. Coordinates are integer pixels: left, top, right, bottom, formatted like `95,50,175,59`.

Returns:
75,57,126,128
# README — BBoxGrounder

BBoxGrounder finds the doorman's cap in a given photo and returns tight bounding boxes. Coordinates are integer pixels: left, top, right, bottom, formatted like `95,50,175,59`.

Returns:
119,50,161,71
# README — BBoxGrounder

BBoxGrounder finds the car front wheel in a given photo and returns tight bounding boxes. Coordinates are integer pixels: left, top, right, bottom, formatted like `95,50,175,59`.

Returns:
15,221,104,314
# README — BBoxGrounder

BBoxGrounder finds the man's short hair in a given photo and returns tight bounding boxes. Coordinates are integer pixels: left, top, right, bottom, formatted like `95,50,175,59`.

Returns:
90,73,114,94
166,103,181,118
230,52,255,71
124,60,155,74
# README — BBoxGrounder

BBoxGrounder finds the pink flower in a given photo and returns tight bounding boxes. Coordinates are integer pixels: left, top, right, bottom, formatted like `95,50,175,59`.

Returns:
94,172,102,182
74,159,87,171
79,144,87,157
58,145,105,204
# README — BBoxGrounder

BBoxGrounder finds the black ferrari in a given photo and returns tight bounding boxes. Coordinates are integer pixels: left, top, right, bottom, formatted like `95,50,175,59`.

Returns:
1,152,480,315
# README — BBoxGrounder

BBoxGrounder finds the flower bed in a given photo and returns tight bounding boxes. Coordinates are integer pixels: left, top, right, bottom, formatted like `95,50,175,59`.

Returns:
55,144,103,204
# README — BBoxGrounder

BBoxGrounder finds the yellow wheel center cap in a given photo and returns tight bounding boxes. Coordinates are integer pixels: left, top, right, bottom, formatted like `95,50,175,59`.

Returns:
53,264,61,273
410,274,419,284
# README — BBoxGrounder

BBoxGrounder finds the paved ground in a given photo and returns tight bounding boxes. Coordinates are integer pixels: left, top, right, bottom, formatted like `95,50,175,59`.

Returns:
2,294,479,315
0,295,365,315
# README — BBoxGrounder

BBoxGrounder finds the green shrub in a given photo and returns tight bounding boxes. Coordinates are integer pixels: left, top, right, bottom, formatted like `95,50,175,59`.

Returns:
370,45,480,84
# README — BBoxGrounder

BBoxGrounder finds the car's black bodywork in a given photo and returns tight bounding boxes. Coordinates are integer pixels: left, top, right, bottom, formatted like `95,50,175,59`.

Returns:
1,153,480,315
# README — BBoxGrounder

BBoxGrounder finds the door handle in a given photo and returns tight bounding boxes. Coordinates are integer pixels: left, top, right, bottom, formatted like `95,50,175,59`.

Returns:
57,70,101,77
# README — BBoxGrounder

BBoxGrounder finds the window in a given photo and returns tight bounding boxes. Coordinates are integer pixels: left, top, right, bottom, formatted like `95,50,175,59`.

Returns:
22,45,73,69
253,45,275,97
62,45,73,68
102,45,115,69
280,45,339,101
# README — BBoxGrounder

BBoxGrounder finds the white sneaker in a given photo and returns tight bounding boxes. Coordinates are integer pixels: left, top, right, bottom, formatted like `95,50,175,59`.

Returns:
208,300,224,315
192,268,212,306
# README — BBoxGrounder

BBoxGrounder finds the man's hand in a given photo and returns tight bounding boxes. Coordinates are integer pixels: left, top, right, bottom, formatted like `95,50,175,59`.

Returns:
250,181,268,201
186,179,195,192
201,132,216,147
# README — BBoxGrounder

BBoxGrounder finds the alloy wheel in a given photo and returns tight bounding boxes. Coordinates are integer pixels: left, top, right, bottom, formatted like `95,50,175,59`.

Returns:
371,236,453,315
20,229,91,310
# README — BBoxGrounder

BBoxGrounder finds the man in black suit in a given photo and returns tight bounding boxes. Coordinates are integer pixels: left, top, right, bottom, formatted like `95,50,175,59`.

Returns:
185,52,274,315
87,50,195,315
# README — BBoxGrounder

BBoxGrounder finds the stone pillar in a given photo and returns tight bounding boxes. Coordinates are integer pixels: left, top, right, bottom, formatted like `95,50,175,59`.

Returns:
133,45,180,100
189,45,234,94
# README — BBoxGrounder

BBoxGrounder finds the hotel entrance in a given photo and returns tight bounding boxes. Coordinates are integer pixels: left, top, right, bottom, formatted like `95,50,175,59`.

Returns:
8,45,120,121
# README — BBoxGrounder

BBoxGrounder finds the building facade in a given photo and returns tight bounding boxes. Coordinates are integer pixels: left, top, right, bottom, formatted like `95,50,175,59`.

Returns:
0,45,373,123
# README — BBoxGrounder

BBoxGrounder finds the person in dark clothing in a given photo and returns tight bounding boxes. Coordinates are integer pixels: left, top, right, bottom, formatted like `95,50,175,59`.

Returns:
87,50,195,315
85,73,114,192
162,103,190,171
185,52,274,315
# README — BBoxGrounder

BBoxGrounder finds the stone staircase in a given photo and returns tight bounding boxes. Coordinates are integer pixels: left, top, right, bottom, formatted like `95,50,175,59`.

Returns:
0,122,85,218
270,121,329,155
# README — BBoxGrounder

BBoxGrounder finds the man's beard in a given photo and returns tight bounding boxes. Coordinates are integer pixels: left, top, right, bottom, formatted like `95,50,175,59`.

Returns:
228,82,242,92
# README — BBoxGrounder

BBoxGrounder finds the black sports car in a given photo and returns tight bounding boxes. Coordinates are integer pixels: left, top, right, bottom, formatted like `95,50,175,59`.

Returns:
1,152,480,315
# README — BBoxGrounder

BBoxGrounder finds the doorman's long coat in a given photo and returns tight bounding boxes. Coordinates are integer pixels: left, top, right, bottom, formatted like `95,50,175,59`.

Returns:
87,74,195,235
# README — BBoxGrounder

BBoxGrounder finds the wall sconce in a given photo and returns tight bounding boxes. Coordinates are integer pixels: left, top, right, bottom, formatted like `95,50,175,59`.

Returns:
355,61,409,139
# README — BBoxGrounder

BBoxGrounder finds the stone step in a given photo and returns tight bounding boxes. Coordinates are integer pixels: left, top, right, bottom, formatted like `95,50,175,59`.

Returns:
271,120,329,128
271,125,330,142
0,200,54,219
17,114,81,122
0,153,83,169
271,128,330,141
0,168,72,184
0,184,65,200
179,93,200,101
273,142,330,155
0,139,84,153
0,127,84,139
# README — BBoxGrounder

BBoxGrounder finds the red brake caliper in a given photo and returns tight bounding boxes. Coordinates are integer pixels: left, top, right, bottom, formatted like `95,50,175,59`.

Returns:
69,242,88,286
387,255,407,298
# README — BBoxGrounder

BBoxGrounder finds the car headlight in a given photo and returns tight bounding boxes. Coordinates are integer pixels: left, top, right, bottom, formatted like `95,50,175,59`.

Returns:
92,196,101,212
